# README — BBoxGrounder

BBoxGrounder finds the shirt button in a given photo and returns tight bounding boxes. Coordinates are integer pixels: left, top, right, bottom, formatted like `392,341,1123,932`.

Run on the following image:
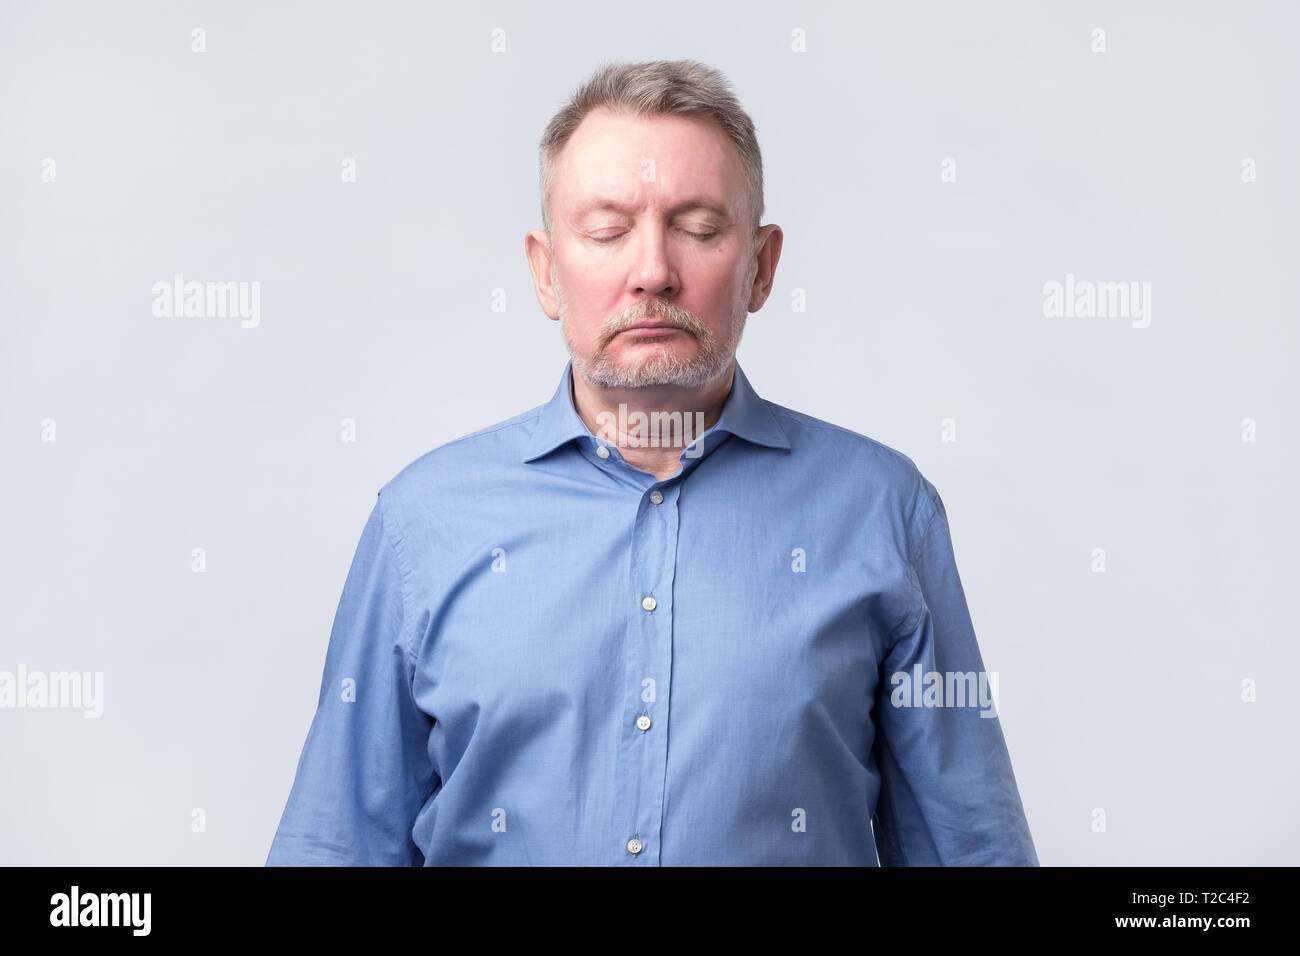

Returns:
649,490,664,505
596,445,610,459
641,595,657,612
626,837,643,855
636,715,652,731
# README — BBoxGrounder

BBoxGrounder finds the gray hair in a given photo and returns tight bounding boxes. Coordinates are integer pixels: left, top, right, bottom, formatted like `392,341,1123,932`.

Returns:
538,59,764,243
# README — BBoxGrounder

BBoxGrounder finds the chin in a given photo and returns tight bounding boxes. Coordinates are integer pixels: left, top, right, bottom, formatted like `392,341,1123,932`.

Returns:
615,341,697,363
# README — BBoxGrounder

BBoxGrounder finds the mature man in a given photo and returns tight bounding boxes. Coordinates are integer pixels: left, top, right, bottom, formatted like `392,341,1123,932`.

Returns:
267,60,1038,866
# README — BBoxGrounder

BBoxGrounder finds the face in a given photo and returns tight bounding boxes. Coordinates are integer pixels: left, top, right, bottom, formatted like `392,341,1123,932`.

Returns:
531,107,775,389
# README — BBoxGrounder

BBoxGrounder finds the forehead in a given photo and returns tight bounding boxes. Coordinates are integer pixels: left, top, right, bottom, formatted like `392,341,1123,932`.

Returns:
553,107,745,217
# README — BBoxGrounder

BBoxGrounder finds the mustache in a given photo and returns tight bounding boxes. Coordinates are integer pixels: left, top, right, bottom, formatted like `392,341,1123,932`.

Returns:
601,301,708,342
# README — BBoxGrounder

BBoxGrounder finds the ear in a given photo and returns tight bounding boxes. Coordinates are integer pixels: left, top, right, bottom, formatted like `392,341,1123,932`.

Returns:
745,224,784,312
525,230,560,320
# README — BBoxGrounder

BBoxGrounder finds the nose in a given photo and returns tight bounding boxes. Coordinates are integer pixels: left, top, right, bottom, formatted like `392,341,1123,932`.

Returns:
630,222,676,299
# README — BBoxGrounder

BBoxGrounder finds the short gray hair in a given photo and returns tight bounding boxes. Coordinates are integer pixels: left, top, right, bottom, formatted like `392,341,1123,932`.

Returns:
538,59,764,242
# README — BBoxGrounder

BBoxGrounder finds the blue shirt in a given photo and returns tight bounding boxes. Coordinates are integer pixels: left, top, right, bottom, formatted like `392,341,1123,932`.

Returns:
266,360,1038,866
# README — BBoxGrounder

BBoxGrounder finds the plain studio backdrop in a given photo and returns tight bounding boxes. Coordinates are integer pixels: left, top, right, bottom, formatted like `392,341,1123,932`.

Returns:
0,0,1295,865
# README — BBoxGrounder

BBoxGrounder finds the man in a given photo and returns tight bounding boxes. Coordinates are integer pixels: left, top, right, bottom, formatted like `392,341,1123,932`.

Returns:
266,59,1038,866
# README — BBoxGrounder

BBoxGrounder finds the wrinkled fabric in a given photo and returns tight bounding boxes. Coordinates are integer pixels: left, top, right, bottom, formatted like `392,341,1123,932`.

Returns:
267,360,1038,866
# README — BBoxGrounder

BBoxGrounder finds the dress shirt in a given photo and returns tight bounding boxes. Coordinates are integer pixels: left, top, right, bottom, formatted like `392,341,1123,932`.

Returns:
266,359,1038,866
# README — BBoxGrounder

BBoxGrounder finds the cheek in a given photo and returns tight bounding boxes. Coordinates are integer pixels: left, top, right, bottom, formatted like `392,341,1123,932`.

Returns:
705,251,744,287
559,273,620,342
695,259,747,312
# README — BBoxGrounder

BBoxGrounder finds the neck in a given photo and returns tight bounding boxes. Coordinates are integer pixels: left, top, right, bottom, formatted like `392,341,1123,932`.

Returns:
570,363,736,480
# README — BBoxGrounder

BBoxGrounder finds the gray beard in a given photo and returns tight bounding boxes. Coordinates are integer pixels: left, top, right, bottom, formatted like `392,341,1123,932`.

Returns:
552,253,754,389
566,325,742,388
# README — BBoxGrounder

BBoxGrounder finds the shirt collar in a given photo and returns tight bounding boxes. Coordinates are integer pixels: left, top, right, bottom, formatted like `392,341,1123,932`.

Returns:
522,358,791,464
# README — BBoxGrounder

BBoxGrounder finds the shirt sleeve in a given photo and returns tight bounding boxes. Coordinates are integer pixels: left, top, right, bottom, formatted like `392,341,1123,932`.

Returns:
266,491,438,866
870,475,1038,866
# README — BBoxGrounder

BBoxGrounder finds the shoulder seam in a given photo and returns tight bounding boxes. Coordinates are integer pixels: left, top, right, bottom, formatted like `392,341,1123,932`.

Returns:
376,489,419,666
909,481,942,566
889,472,942,643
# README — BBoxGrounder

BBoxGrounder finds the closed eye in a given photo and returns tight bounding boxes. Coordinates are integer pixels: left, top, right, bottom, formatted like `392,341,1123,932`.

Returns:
589,227,719,244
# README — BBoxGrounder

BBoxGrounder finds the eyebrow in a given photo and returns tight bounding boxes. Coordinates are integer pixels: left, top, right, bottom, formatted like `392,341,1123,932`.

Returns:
574,197,732,219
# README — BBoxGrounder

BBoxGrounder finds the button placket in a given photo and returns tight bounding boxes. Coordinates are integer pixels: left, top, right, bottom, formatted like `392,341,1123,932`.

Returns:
612,481,678,865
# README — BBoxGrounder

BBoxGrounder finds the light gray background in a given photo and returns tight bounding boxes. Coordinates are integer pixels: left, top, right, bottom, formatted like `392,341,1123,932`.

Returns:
1,0,1295,865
